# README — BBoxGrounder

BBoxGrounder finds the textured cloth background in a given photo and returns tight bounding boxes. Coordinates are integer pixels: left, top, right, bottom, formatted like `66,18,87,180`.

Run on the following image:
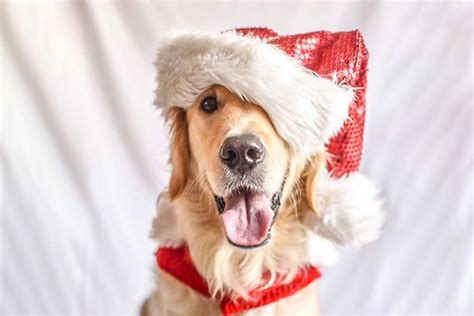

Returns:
1,1,472,315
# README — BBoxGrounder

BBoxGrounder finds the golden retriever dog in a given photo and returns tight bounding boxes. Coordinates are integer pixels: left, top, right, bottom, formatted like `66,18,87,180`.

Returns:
142,30,383,316
143,84,324,315
142,86,382,315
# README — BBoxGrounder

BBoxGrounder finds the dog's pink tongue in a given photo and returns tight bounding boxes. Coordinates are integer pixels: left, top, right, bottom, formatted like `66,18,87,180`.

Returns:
220,192,274,247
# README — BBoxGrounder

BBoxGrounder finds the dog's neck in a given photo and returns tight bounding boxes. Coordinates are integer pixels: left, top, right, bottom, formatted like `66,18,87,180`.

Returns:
172,183,310,300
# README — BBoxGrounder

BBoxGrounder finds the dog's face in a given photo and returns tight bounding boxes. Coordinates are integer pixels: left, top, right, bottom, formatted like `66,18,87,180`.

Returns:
167,85,314,249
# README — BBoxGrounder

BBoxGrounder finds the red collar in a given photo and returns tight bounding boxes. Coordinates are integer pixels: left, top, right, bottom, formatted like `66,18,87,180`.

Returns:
156,246,321,315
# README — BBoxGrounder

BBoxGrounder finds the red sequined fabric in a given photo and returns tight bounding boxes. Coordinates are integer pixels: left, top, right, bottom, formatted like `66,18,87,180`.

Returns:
235,28,369,177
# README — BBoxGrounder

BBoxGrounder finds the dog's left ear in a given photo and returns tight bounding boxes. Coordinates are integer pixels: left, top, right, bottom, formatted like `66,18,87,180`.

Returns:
301,154,326,217
165,107,190,200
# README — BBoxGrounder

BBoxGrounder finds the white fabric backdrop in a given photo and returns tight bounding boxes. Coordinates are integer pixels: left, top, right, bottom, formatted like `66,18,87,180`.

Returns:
1,1,472,315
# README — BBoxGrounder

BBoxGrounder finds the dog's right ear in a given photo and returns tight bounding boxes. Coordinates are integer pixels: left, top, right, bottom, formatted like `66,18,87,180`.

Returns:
164,107,190,201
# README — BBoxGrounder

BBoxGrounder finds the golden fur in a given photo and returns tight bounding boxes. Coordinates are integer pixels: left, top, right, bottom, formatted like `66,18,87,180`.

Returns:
143,85,325,315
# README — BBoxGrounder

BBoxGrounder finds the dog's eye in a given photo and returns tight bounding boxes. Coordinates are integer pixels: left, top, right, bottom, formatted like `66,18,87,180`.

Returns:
200,96,218,113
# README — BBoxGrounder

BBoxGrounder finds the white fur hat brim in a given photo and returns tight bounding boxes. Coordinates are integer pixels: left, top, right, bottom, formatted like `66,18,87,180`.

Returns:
154,31,354,157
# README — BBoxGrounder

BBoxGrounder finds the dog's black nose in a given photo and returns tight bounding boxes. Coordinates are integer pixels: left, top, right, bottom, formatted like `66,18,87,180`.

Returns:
220,134,265,172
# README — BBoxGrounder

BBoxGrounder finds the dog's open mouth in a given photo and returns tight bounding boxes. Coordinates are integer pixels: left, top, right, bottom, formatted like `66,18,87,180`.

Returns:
214,187,283,249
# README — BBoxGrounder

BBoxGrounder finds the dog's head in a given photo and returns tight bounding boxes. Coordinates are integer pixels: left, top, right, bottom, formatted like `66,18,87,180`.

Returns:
165,85,323,249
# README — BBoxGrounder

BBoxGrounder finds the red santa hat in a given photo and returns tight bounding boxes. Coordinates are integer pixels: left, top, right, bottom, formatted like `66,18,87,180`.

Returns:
154,28,383,256
155,28,368,175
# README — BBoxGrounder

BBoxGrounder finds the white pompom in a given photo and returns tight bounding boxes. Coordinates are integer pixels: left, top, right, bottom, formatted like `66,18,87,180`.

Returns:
308,171,385,248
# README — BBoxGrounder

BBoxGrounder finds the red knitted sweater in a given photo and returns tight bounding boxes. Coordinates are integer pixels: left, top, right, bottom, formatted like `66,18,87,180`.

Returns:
156,246,321,315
